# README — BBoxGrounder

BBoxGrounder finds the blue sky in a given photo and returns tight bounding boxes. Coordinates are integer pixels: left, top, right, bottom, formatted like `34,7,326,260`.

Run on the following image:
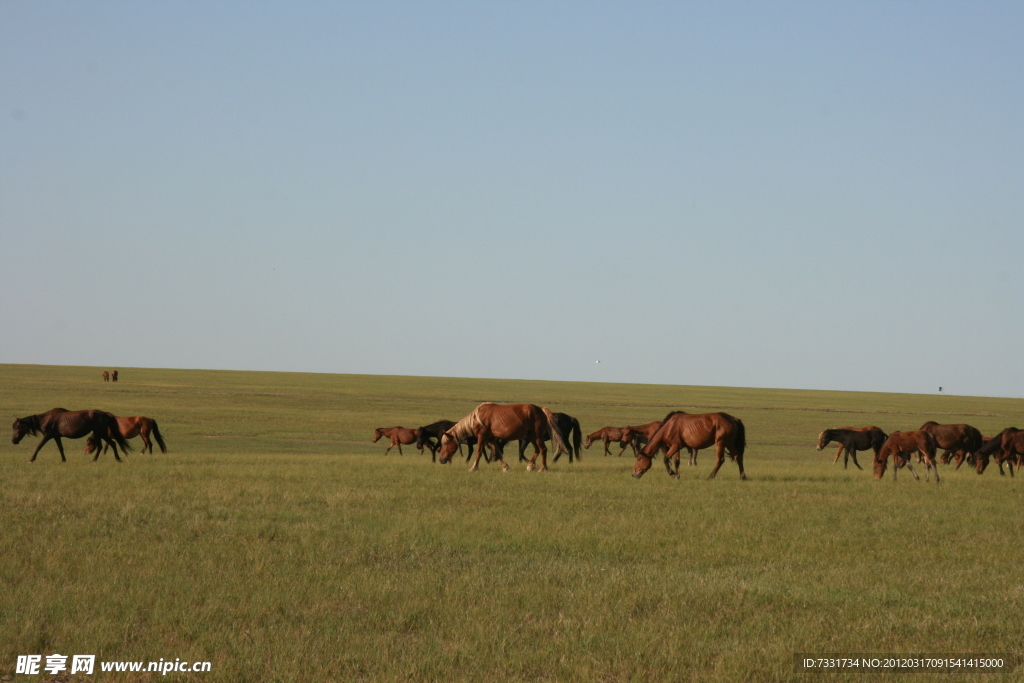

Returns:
2,2,1021,396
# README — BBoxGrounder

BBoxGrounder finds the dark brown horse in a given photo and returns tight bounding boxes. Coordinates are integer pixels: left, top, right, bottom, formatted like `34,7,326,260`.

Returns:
86,416,167,455
112,370,118,382
373,427,420,455
975,428,1023,476
12,408,132,462
102,371,109,382
874,430,939,482
584,427,633,457
416,420,458,462
632,411,746,480
815,426,888,470
438,403,568,472
919,421,983,467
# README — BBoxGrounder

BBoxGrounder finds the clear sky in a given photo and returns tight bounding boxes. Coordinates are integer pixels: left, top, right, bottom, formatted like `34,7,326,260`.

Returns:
2,2,1021,397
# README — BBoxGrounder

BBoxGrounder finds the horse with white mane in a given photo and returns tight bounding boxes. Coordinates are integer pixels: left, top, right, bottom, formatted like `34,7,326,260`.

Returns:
438,403,569,472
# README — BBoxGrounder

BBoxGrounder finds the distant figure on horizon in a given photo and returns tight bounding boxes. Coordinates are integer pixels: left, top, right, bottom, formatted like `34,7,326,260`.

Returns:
112,370,119,382
102,371,109,382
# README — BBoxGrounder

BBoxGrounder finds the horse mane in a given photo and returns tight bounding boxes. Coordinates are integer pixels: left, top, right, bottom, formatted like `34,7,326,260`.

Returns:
16,414,41,436
447,409,482,442
659,410,686,424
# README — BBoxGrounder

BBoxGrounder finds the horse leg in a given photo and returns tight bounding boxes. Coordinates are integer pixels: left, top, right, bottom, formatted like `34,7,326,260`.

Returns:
904,457,920,481
734,449,746,480
537,440,548,472
850,448,863,471
688,447,698,466
519,439,530,463
141,433,152,455
833,444,844,465
708,441,727,479
29,436,52,462
603,439,611,457
105,437,123,462
53,437,67,463
396,440,404,456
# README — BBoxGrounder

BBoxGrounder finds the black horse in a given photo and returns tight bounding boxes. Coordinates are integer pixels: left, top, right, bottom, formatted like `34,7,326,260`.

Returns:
12,408,132,462
816,427,888,470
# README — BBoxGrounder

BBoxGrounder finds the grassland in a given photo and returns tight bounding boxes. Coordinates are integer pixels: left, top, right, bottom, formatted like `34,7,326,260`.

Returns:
1,363,1023,681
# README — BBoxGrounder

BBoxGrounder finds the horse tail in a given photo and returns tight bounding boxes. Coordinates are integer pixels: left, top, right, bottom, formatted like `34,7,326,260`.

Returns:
542,407,570,459
965,426,982,453
572,418,582,460
150,419,167,453
731,418,746,458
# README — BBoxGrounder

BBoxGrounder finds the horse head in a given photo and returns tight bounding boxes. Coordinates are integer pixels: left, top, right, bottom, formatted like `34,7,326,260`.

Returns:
372,428,384,443
12,417,36,444
437,430,459,464
84,436,100,455
583,434,594,449
815,430,831,451
632,452,653,478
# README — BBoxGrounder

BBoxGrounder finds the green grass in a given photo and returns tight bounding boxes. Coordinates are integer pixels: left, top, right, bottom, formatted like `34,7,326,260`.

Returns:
2,364,1023,681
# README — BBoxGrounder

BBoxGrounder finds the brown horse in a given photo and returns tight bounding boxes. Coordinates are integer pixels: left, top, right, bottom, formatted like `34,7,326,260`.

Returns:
584,427,634,457
373,427,420,455
12,408,132,462
102,371,109,382
918,421,983,467
86,416,167,455
622,420,686,462
438,403,567,472
632,411,746,480
815,426,888,470
975,428,1023,476
874,430,939,482
112,370,118,382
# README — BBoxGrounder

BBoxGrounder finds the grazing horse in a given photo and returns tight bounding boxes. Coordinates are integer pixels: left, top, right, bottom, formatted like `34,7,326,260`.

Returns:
919,421,983,468
975,428,1023,476
102,371,109,382
874,430,939,482
373,427,420,455
622,420,684,463
632,411,746,480
815,426,888,470
86,416,167,455
12,408,132,462
584,427,634,457
438,403,568,472
112,370,118,382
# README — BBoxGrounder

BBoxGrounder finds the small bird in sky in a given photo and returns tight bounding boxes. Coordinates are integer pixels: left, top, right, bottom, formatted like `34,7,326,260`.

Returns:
595,360,601,364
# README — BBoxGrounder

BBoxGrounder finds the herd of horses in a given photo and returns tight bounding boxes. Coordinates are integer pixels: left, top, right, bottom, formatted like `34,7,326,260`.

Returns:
374,403,748,479
816,421,1024,483
12,400,1023,486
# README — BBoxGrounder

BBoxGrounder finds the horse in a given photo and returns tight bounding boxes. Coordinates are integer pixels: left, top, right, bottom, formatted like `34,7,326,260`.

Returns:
919,421,983,467
416,420,457,462
815,426,888,470
85,416,167,455
873,430,939,482
372,427,420,455
584,427,634,457
438,403,568,472
622,420,684,462
12,408,132,462
102,371,109,382
500,412,582,463
112,370,118,382
974,428,1023,476
632,411,746,480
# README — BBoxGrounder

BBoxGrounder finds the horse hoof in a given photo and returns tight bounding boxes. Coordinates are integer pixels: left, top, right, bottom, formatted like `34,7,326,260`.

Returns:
526,464,535,471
